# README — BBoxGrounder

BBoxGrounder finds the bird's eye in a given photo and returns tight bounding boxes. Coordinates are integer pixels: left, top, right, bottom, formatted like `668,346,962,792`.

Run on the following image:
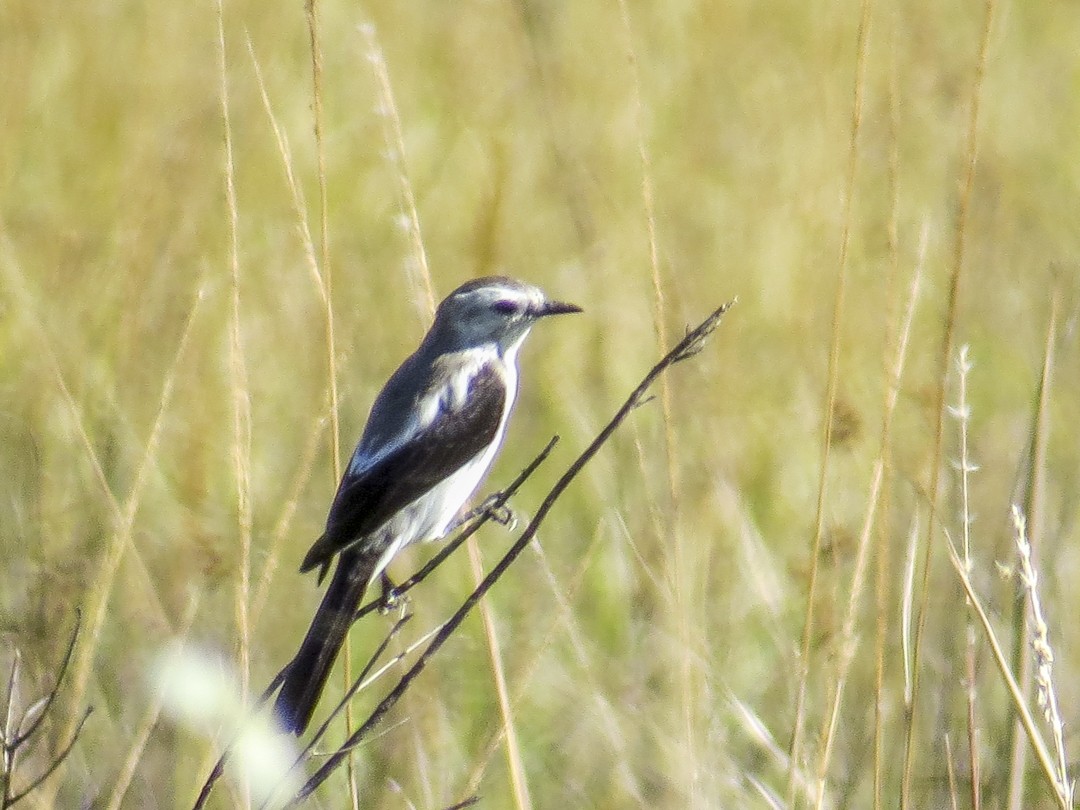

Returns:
493,300,519,316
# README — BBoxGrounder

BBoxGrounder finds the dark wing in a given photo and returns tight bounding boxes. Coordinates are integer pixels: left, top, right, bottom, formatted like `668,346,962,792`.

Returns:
299,362,506,574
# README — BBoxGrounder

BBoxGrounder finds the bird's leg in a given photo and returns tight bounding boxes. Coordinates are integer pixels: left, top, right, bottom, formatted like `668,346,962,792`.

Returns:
449,491,519,533
377,571,407,615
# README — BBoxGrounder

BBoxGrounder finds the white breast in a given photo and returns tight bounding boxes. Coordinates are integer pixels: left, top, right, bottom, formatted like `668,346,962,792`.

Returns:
365,341,522,585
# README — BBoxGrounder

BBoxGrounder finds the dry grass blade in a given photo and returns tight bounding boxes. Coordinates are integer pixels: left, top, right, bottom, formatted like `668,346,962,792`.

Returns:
950,346,982,810
1007,281,1060,809
812,222,924,805
216,7,254,805
0,241,202,772
902,0,996,803
64,286,205,751
303,0,342,519
615,4,692,794
788,0,871,801
464,541,533,810
1011,507,1073,808
217,0,254,730
944,532,1063,805
250,413,329,626
359,21,436,318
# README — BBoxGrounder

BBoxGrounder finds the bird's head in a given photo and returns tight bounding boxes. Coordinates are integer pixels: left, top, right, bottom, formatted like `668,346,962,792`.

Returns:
431,276,582,355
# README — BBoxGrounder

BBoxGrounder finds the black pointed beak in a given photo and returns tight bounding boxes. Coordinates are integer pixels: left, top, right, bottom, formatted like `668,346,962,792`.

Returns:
534,299,583,318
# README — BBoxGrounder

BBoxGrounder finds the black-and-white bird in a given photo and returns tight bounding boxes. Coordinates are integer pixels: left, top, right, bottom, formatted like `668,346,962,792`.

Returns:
274,276,581,735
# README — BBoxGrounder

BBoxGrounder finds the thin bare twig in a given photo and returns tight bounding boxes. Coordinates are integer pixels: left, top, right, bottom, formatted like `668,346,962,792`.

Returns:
192,439,558,809
291,301,735,803
2,613,91,809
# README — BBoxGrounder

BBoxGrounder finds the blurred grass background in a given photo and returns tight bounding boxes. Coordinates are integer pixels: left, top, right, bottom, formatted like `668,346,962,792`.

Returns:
1,0,1078,807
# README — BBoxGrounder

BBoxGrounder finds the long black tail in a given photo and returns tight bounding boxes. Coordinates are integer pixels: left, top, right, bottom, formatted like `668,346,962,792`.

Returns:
274,548,377,735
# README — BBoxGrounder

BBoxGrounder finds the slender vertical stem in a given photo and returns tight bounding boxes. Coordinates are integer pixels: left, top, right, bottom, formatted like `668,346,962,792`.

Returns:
900,1,994,803
787,1,870,803
217,2,253,804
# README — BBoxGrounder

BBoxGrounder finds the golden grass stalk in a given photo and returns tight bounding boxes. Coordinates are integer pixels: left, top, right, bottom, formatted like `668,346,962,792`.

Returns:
250,413,328,626
874,34,903,807
944,734,960,810
458,529,626,802
216,5,253,805
812,224,924,807
247,24,359,801
360,22,529,807
950,346,982,810
731,694,818,805
944,531,1065,808
465,540,533,810
615,0,698,800
1007,281,1059,809
787,0,871,803
901,0,996,803
360,22,436,319
1011,507,1073,808
217,0,254,720
303,0,342,513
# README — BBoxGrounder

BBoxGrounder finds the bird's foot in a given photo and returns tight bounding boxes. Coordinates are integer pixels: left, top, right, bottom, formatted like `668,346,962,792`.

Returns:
451,492,519,533
486,503,519,530
377,572,408,615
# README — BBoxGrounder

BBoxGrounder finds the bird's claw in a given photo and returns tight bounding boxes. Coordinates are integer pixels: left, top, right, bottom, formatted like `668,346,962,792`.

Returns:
377,572,408,615
487,504,518,531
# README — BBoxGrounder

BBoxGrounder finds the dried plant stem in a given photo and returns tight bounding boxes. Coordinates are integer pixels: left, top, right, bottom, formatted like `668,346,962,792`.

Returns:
65,288,204,755
465,543,533,810
360,22,436,318
194,444,557,810
901,0,994,803
812,223,923,808
217,0,254,722
787,0,870,803
944,534,1063,806
615,0,697,800
251,413,328,625
358,23,534,806
951,346,981,810
1,614,90,809
303,2,355,803
1012,507,1073,808
874,35,903,808
1007,283,1059,809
